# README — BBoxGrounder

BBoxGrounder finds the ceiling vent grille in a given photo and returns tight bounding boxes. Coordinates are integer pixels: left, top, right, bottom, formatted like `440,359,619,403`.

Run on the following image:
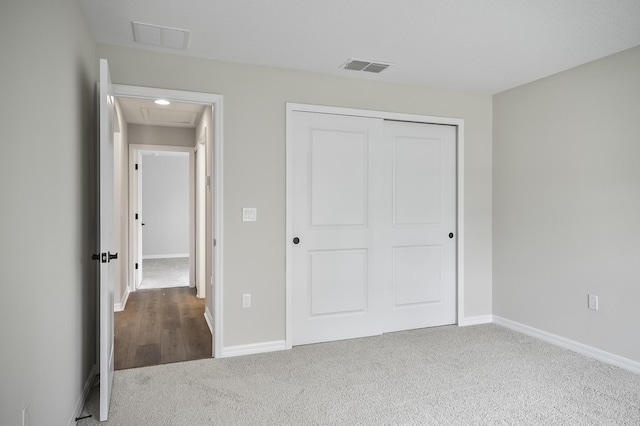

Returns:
341,58,393,73
132,21,190,50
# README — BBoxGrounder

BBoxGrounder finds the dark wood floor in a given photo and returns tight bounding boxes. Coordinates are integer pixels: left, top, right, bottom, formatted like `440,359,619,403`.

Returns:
115,287,212,370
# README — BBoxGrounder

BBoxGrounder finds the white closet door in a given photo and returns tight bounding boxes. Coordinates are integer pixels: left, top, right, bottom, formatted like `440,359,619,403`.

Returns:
291,112,385,346
290,112,457,346
381,120,457,332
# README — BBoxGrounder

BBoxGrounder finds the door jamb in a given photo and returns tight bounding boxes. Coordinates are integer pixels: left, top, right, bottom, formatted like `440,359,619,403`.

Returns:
128,144,195,290
114,84,224,358
284,103,465,349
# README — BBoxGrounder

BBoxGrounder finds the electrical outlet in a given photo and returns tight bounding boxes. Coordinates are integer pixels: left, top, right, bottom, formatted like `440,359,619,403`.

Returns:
22,402,31,426
588,294,599,311
242,293,251,308
242,208,257,222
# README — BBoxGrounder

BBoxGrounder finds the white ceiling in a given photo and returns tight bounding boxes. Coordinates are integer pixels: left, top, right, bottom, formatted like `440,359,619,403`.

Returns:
117,97,205,128
79,0,640,94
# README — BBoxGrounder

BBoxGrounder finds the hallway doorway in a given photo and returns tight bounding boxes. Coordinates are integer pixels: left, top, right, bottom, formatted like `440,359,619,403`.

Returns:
108,84,222,366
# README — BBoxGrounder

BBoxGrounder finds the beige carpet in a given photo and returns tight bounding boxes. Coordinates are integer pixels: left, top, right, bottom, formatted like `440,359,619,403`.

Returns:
138,257,189,290
78,324,640,425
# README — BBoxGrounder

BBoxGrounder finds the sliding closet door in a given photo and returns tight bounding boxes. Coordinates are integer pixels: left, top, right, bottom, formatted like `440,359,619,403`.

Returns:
381,121,457,332
290,111,457,346
291,112,385,346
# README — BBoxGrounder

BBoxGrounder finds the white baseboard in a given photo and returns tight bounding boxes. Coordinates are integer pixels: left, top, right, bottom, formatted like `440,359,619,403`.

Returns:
459,314,493,326
221,340,287,358
204,307,214,335
493,316,640,375
114,286,130,312
142,253,189,260
67,364,97,426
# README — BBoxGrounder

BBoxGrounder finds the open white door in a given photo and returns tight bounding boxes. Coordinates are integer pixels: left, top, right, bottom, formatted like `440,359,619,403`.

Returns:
98,58,116,421
195,138,206,298
135,151,143,288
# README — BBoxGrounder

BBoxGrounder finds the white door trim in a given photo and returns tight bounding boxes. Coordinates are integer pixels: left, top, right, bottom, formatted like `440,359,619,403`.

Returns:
128,144,195,291
114,84,224,358
285,103,465,349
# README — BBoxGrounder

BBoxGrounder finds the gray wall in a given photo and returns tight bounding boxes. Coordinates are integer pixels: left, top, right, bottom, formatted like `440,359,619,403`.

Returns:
97,43,494,347
142,154,190,257
493,46,640,363
0,0,97,424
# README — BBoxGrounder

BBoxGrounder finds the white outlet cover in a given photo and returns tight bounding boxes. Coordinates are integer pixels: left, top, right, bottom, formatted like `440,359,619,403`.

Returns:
588,294,599,311
242,293,252,308
243,208,257,222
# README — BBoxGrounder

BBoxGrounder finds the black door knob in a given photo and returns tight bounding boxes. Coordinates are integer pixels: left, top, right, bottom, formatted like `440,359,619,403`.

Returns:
108,252,118,261
449,233,454,239
293,237,300,244
91,253,100,261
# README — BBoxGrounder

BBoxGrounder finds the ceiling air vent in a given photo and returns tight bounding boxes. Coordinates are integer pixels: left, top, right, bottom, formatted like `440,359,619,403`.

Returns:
341,58,393,73
132,21,190,50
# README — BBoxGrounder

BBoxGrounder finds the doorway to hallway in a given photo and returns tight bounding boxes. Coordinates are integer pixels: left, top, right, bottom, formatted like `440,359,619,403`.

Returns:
134,148,192,292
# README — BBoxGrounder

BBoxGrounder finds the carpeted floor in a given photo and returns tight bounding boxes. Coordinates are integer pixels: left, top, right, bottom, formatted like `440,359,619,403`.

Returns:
78,324,640,425
139,257,190,289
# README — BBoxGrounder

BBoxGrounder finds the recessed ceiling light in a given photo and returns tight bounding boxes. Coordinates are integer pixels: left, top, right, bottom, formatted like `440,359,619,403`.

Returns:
154,99,171,106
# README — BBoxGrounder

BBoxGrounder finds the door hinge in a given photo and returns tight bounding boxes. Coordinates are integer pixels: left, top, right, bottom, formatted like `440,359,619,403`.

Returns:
135,213,139,220
135,163,139,170
135,262,138,270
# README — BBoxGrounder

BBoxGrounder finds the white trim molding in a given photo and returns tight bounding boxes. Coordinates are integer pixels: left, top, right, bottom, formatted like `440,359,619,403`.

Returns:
221,340,287,358
142,253,190,260
459,315,493,326
285,103,465,349
67,364,97,426
204,306,214,335
129,144,196,293
493,316,640,375
114,286,130,312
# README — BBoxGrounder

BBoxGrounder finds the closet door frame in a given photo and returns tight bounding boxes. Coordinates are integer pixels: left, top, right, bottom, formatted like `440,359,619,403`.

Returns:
285,103,465,349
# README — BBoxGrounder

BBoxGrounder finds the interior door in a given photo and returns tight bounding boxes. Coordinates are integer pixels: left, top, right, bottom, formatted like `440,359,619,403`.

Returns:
98,58,116,422
291,112,385,345
135,151,143,288
381,121,457,332
195,138,206,297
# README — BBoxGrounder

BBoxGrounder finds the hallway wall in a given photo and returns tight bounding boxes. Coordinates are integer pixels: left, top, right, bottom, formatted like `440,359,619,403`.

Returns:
141,154,190,257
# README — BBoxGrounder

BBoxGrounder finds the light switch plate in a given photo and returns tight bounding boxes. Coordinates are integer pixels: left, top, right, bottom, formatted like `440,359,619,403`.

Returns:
243,208,257,222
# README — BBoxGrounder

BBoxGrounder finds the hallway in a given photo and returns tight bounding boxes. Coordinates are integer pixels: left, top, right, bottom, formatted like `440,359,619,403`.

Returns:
114,287,211,370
